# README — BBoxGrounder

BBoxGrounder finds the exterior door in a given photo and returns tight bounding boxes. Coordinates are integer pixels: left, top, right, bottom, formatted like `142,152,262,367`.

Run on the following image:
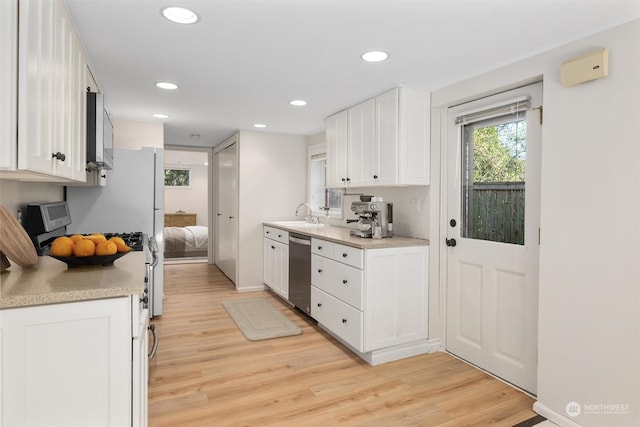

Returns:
445,83,542,394
215,141,238,284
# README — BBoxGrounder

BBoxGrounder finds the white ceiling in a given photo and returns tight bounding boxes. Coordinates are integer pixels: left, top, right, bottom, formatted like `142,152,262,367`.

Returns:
64,0,640,148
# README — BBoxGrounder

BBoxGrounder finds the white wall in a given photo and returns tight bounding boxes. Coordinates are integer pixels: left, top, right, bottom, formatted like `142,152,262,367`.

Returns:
431,19,640,427
236,131,307,291
112,119,163,150
0,181,64,220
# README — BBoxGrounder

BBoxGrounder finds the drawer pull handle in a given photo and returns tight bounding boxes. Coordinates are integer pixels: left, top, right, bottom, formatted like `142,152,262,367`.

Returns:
317,269,323,273
342,253,347,258
317,246,322,250
342,279,348,284
278,234,282,238
317,303,322,307
271,245,275,249
342,318,347,323
266,230,270,234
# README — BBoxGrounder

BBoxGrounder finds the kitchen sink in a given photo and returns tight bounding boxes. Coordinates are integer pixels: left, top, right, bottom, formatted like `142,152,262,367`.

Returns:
271,221,325,228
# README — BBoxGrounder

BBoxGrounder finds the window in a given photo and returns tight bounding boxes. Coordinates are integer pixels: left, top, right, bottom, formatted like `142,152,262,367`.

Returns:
460,102,527,245
308,144,342,218
164,168,191,187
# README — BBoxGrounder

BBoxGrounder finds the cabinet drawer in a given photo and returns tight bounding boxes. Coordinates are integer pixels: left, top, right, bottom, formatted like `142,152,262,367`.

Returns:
311,238,333,257
263,226,289,245
312,255,363,310
332,243,364,269
311,286,363,352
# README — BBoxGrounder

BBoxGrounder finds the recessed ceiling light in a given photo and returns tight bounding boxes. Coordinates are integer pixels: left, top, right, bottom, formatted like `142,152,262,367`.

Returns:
156,82,178,90
153,113,169,119
161,6,199,24
253,124,267,128
289,100,308,106
361,50,389,63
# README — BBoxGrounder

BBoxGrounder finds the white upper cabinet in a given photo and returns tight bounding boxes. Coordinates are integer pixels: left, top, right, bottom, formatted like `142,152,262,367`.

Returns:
0,0,17,171
348,98,376,187
326,110,349,187
1,0,87,182
325,87,430,188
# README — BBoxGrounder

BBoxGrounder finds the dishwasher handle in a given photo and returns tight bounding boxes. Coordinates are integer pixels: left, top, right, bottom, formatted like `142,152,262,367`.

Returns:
289,235,311,246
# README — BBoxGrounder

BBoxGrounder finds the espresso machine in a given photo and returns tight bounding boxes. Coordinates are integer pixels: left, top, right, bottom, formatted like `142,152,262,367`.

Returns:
349,199,393,238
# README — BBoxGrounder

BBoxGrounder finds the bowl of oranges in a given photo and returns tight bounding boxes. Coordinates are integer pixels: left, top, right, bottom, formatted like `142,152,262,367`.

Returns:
48,233,132,268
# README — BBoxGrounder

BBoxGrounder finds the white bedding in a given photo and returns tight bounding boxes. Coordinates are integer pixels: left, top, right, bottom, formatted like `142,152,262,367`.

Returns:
183,225,208,250
164,226,208,255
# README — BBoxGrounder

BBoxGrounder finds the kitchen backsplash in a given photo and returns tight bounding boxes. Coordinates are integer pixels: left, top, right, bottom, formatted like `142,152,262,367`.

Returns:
338,186,429,239
0,181,64,222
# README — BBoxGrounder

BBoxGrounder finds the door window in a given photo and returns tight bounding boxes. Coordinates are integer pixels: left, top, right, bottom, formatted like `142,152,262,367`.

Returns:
461,110,527,245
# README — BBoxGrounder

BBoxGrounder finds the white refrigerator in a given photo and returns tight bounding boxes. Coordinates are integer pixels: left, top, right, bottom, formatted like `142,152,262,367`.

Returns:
66,147,164,317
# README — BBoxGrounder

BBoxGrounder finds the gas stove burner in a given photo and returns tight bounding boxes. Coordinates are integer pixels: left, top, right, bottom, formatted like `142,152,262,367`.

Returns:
103,232,145,251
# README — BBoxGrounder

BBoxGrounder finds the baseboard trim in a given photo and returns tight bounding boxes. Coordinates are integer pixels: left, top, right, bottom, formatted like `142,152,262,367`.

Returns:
425,338,442,353
236,285,268,293
533,401,582,427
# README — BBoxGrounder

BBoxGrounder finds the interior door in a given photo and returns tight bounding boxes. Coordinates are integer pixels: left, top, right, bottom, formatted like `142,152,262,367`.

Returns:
215,142,238,284
445,83,542,394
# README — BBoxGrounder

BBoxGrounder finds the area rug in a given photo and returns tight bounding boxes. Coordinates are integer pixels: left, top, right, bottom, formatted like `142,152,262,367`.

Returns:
222,298,302,341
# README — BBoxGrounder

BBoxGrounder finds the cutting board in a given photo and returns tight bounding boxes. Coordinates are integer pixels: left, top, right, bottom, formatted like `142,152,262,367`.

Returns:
0,205,38,270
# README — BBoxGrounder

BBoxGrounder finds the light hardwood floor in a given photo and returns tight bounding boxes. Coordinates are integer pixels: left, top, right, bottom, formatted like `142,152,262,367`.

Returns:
149,263,537,426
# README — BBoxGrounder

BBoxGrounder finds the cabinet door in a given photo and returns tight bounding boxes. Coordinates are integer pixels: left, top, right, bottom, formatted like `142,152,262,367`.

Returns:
364,246,429,352
263,238,276,288
375,89,399,186
348,98,376,187
398,87,430,185
263,238,289,299
325,110,349,188
18,0,57,176
0,0,17,171
2,298,132,427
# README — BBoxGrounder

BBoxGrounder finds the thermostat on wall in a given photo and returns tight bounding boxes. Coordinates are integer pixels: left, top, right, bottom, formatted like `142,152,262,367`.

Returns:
560,48,609,87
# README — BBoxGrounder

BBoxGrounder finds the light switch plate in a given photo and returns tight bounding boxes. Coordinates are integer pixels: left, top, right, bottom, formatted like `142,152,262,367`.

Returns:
560,48,608,87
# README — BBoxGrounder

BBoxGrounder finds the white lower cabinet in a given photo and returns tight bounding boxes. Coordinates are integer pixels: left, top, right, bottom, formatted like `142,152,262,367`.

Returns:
263,226,289,300
1,296,142,427
311,238,429,365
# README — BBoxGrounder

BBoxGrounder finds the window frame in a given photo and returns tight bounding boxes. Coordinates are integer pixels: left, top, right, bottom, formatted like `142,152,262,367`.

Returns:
308,143,342,219
164,167,192,188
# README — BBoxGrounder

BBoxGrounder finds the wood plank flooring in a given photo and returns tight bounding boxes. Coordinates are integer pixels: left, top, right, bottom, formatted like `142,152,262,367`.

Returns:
149,263,537,426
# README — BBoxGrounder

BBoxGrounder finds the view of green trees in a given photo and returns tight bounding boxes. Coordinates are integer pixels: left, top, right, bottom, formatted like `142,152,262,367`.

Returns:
164,168,190,186
473,120,526,182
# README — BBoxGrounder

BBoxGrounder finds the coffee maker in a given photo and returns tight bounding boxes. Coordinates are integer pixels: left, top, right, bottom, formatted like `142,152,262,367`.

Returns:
349,200,393,238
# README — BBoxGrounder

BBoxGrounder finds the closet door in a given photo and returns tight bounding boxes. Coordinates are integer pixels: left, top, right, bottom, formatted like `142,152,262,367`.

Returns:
215,142,238,284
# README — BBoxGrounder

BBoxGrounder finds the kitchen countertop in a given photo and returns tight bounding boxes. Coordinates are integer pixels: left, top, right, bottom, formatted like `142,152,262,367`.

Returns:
263,222,429,249
0,251,146,309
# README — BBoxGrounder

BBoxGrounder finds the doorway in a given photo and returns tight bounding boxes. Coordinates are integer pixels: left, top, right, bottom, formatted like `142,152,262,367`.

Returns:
214,140,238,283
445,82,542,394
163,147,211,263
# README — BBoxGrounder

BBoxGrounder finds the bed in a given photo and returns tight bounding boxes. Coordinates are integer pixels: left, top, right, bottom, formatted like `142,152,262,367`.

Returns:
164,225,208,258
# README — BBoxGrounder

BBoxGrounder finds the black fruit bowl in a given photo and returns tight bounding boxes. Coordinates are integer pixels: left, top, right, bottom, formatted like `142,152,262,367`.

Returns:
48,251,129,268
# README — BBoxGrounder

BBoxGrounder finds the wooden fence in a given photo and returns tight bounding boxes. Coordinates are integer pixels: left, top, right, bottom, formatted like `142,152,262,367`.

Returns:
463,182,525,245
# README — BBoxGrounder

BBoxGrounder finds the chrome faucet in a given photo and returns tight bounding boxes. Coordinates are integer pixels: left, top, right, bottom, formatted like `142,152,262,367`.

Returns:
295,202,312,217
295,203,318,223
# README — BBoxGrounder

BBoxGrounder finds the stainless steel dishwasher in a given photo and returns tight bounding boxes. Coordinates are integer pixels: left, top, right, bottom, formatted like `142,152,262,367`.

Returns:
288,233,311,315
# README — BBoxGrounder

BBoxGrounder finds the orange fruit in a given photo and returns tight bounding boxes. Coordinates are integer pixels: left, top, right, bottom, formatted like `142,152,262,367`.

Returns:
84,234,106,244
73,239,96,257
51,236,74,257
69,234,84,244
95,240,118,256
108,236,131,253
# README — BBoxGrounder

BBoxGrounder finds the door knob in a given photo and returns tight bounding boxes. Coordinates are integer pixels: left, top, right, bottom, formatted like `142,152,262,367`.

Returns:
446,238,457,247
52,152,66,161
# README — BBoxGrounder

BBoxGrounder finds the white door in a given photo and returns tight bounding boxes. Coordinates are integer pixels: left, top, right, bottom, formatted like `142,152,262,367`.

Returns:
445,83,542,394
215,142,238,283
